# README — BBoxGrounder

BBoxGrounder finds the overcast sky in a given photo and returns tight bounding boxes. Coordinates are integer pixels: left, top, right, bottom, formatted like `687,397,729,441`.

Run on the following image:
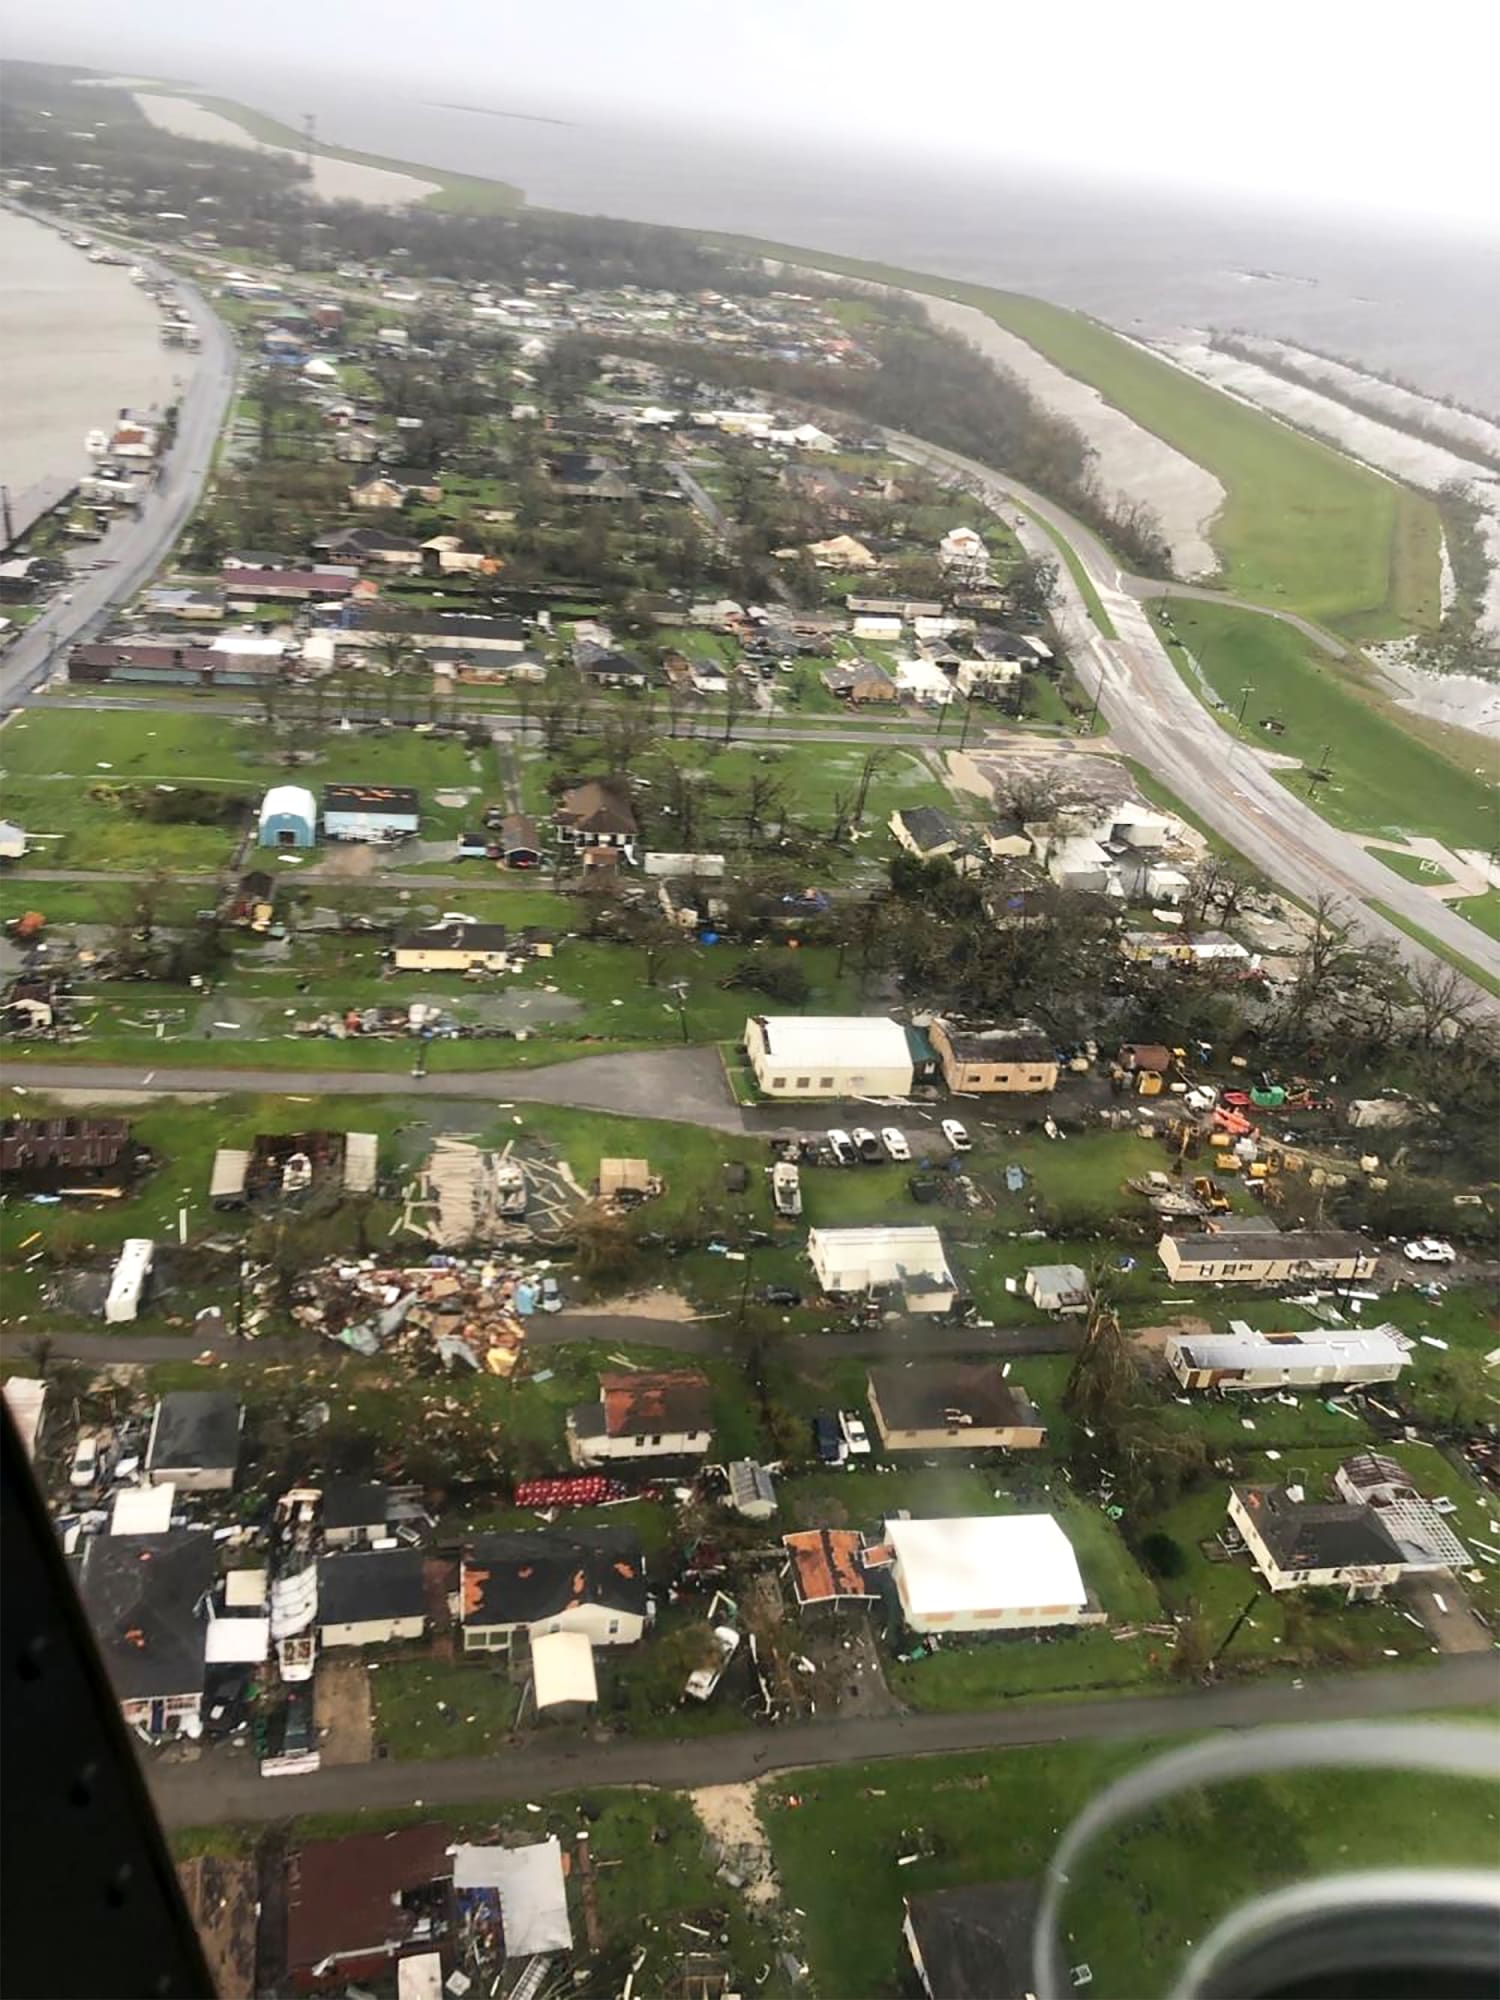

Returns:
9,0,1498,230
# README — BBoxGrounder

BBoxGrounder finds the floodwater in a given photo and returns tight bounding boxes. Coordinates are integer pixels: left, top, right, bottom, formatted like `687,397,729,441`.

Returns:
132,94,438,208
0,207,184,503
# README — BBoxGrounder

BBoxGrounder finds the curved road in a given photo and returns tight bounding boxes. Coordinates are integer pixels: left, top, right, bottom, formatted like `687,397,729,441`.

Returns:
0,251,236,714
146,1652,1500,1828
889,433,1500,1001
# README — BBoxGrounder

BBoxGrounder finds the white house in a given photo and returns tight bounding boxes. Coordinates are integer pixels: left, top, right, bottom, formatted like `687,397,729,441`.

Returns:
460,1527,649,1653
883,1515,1089,1635
894,659,955,704
1229,1484,1415,1599
1158,1229,1378,1286
317,1551,427,1648
744,1014,914,1099
1166,1323,1410,1392
566,1370,712,1466
809,1226,958,1315
1024,1263,1091,1316
955,659,1022,699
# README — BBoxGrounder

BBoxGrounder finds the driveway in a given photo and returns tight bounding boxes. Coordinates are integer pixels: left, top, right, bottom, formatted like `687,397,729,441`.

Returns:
145,1653,1500,1828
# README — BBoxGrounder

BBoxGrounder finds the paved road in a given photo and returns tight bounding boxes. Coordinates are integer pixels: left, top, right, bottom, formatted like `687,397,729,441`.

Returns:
0,260,236,716
7,1310,1076,1367
145,1653,1500,1828
889,434,1500,1002
3,1048,748,1128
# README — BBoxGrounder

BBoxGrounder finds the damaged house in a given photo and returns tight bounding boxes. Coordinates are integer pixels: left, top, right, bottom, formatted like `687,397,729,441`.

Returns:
459,1525,649,1653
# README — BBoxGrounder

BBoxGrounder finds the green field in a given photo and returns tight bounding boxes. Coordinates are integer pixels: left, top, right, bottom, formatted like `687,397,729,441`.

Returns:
1456,889,1500,941
1150,598,1500,853
761,1733,1499,1998
1370,847,1456,886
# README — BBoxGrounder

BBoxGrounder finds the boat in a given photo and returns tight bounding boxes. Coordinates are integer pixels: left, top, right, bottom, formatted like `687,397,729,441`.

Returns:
771,1160,802,1218
84,428,108,455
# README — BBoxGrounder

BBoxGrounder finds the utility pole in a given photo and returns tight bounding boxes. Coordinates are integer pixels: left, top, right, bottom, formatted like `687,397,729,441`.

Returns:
1236,685,1253,728
1211,1588,1263,1667
958,692,976,751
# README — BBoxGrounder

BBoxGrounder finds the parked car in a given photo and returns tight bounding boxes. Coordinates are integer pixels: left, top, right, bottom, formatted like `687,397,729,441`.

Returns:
851,1126,883,1164
69,1431,101,1491
539,1276,562,1311
907,1174,942,1203
880,1127,911,1162
813,1412,847,1464
1404,1238,1456,1264
762,1283,803,1307
941,1118,973,1152
825,1128,857,1167
839,1410,872,1456
685,1624,741,1702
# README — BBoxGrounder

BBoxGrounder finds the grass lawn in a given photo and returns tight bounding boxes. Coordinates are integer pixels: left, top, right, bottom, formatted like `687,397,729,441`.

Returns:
1150,599,1499,853
370,1654,521,1759
1368,901,1500,999
760,1737,1498,1998
1370,847,1456,886
0,708,497,868
1455,889,1500,942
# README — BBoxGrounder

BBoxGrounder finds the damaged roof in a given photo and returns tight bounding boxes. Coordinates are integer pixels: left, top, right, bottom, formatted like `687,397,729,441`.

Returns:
146,1391,242,1474
783,1528,873,1605
78,1532,216,1700
599,1369,712,1437
317,1550,426,1627
459,1526,647,1628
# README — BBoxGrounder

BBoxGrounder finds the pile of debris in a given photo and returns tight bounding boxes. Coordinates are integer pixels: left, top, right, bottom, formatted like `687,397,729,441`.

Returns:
293,1003,521,1041
513,1474,631,1510
399,1139,530,1247
290,1253,562,1373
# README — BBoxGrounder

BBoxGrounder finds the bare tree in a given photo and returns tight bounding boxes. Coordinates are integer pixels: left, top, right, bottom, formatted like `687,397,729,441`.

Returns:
852,747,896,826
1406,959,1480,1048
742,771,786,850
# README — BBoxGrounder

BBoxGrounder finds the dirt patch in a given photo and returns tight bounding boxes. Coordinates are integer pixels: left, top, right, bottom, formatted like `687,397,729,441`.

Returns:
177,1853,258,1999
314,1657,373,1765
1132,1317,1210,1352
688,1782,781,1909
566,1288,701,1322
306,843,378,881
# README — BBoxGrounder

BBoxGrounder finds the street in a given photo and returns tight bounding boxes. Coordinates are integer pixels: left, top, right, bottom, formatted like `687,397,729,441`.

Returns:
144,1652,1500,1827
888,434,1500,1002
0,256,236,715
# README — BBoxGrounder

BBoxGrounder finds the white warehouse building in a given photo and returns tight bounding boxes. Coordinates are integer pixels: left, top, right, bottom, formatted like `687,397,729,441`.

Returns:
744,1014,914,1099
883,1515,1090,1635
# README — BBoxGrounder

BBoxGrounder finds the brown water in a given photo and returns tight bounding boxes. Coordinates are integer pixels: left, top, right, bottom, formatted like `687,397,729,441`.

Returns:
0,207,185,503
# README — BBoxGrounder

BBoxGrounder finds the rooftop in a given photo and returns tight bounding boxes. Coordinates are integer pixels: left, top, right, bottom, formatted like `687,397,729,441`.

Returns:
1168,1229,1371,1264
599,1369,712,1437
321,1478,389,1530
868,1363,1039,1434
783,1528,874,1604
905,1881,1041,2000
317,1550,425,1626
1234,1484,1407,1572
322,783,420,813
146,1391,241,1473
893,805,961,851
286,1824,452,1978
752,1014,911,1069
887,1515,1087,1618
936,1020,1054,1064
79,1532,215,1700
460,1525,647,1628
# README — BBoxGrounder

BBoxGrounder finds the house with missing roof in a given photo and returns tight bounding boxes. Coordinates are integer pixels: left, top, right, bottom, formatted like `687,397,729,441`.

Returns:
459,1525,649,1652
743,1014,914,1099
78,1531,216,1737
319,1479,392,1551
884,1514,1091,1635
928,1018,1058,1095
1166,1322,1410,1392
866,1364,1046,1451
566,1369,713,1466
809,1225,960,1315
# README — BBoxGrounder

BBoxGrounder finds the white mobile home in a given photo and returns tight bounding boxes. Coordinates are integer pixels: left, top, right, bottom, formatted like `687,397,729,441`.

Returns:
1166,1323,1409,1392
809,1226,958,1315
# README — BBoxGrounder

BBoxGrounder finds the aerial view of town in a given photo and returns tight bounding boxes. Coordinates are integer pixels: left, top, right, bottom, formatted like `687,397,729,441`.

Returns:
0,29,1496,2000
